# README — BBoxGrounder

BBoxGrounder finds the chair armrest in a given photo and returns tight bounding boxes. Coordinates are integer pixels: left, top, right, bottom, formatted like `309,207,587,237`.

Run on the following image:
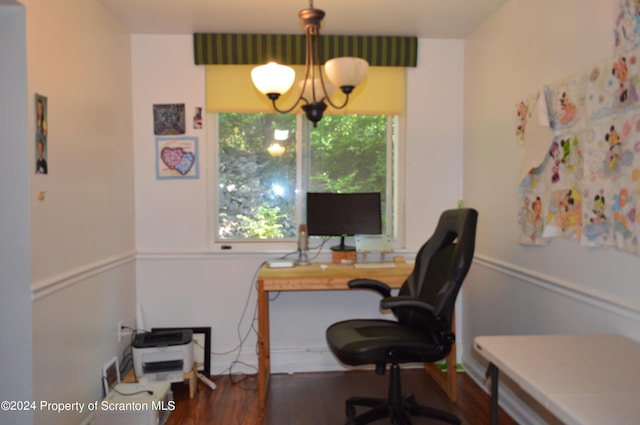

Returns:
348,279,392,298
381,296,454,343
380,296,436,316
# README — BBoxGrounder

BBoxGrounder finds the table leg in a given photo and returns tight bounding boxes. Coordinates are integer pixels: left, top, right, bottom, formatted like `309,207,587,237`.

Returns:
257,279,271,415
486,363,499,425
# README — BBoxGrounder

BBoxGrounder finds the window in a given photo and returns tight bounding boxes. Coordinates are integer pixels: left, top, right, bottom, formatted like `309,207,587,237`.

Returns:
211,112,401,246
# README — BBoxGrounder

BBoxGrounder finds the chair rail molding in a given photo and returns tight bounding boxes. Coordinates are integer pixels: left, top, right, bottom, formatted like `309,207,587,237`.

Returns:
473,254,640,322
31,251,136,301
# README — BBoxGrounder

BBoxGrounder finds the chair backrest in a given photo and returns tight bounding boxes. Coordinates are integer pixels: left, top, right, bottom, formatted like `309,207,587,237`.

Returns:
396,208,478,337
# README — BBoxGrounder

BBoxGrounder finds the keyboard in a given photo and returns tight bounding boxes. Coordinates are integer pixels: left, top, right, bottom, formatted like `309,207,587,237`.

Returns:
354,262,396,269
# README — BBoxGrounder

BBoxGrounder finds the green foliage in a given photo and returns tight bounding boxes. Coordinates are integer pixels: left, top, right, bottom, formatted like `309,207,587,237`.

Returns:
310,115,387,194
217,113,388,240
236,204,286,239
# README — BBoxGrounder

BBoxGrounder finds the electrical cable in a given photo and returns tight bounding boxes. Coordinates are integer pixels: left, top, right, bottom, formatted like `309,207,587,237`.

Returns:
119,327,149,382
209,261,263,386
309,238,329,261
208,239,328,386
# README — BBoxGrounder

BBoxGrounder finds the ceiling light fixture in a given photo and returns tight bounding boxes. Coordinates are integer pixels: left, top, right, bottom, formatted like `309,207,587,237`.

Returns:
267,129,290,157
251,1,369,127
267,142,286,157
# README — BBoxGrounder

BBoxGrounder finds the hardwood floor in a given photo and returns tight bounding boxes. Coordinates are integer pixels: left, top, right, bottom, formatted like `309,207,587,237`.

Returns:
165,369,517,425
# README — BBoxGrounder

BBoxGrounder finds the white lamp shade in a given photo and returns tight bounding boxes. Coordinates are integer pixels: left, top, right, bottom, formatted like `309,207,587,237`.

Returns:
324,57,369,89
274,129,289,141
299,78,336,102
251,62,296,95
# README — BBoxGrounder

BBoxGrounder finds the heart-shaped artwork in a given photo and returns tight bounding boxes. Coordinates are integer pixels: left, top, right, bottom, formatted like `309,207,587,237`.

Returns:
161,147,185,169
160,147,195,176
175,152,195,175
156,138,199,179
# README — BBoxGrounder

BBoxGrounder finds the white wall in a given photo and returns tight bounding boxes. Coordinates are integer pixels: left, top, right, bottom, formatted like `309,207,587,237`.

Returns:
12,0,640,422
406,39,465,242
132,35,465,373
0,3,33,425
462,1,640,423
19,0,137,424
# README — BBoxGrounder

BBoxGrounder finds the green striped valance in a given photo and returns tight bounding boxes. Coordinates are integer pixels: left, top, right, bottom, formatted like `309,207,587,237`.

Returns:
193,33,418,67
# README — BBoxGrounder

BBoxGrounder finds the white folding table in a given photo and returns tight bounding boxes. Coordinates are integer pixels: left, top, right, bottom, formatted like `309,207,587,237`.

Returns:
474,334,640,425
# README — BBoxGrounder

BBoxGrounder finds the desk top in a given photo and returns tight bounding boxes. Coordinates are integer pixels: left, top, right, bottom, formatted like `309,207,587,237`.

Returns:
474,334,640,425
258,262,413,291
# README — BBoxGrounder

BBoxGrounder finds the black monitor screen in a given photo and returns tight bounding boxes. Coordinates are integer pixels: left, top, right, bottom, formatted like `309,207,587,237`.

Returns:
306,192,382,237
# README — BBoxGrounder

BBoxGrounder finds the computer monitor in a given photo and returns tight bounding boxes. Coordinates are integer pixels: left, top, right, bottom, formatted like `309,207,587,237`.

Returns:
306,192,382,251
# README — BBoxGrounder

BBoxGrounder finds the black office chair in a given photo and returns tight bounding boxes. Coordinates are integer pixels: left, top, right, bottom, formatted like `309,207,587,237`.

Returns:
326,208,478,425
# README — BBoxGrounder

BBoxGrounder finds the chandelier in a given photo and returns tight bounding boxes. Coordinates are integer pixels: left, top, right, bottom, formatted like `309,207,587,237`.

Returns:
251,1,369,127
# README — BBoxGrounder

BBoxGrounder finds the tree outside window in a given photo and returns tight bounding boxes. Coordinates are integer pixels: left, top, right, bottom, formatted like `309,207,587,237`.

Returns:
216,113,393,241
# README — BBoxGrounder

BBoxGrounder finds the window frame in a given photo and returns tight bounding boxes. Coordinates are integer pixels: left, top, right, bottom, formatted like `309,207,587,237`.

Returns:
207,113,406,253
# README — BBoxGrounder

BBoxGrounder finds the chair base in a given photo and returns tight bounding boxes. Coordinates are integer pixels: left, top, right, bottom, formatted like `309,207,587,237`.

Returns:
344,365,460,425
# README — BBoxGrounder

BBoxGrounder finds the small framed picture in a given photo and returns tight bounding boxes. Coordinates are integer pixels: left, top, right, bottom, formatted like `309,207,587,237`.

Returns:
155,136,199,179
153,103,185,135
193,107,203,129
35,93,48,174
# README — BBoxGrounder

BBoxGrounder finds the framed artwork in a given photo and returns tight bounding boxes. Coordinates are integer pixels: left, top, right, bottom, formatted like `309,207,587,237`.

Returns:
193,106,203,129
153,103,185,135
155,136,199,179
35,93,48,174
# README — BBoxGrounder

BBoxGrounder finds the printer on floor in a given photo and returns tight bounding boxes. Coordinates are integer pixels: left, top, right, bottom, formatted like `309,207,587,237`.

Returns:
132,329,194,383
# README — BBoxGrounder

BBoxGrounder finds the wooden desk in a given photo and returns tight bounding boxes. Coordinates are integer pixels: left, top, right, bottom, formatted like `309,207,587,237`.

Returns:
257,262,457,414
474,334,640,425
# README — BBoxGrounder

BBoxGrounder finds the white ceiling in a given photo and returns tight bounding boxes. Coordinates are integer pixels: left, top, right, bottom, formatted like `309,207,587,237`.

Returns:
97,0,507,38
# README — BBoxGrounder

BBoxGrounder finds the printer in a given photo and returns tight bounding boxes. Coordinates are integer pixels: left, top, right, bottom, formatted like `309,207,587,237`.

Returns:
132,329,194,383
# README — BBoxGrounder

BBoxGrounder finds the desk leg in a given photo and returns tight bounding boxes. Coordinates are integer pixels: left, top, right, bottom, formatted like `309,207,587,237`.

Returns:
188,362,197,399
486,363,499,425
425,345,457,402
257,279,270,415
425,315,457,402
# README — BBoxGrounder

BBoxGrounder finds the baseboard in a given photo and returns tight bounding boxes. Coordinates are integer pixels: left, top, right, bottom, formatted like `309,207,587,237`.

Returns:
209,346,467,378
209,346,346,376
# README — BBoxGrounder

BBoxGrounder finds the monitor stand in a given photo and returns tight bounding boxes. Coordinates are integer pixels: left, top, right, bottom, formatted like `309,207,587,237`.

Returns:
330,235,355,252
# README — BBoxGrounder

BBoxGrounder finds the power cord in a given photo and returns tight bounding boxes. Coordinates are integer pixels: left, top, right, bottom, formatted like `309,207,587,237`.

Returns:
269,238,329,303
207,241,328,386
279,238,329,262
119,326,147,382
209,261,264,385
